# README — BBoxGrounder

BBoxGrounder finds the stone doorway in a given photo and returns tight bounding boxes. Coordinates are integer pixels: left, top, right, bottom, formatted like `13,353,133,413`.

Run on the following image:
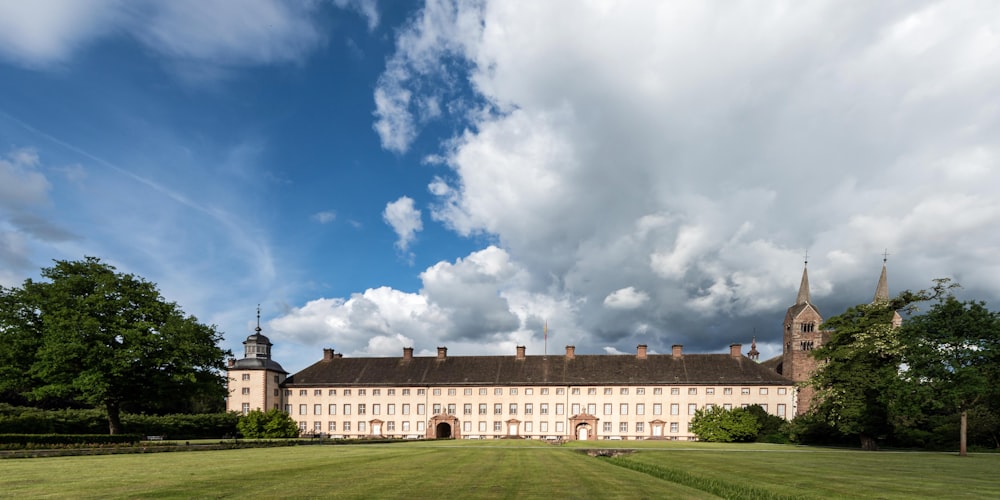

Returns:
436,422,452,438
426,414,461,439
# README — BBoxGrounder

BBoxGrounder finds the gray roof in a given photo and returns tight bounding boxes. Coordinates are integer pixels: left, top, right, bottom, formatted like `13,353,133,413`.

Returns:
283,353,792,387
232,357,287,373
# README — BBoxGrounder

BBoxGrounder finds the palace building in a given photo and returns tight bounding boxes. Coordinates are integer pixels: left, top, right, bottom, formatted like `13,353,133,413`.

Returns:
226,262,895,440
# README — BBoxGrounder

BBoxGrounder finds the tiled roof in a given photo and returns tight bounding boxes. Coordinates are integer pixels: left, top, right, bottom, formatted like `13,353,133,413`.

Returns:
283,353,792,387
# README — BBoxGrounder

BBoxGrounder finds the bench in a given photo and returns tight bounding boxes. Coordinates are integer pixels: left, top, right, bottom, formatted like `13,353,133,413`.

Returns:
145,435,164,441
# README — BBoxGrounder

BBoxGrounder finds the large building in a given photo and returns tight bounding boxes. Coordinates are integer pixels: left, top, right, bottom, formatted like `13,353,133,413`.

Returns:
227,262,894,440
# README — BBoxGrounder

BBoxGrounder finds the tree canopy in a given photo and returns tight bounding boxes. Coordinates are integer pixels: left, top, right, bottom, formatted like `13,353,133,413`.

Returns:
0,257,231,434
689,405,761,442
237,408,300,439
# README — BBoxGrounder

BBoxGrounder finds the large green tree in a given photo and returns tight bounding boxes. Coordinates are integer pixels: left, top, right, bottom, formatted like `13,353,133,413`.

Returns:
900,296,1000,456
807,282,954,450
0,257,231,434
689,405,761,442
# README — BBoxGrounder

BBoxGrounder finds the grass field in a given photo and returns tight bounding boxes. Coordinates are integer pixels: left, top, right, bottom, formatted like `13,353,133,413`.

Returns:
2,440,997,499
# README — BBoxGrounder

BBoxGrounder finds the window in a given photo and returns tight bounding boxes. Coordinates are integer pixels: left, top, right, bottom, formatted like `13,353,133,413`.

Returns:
556,403,565,415
509,404,517,415
447,404,455,415
670,422,679,433
688,388,697,395
284,404,292,413
314,421,322,432
274,389,279,396
344,404,352,415
540,404,549,415
314,390,322,396
636,388,645,395
670,404,679,415
274,375,280,383
358,404,366,415
603,387,612,395
479,421,487,432
417,404,425,415
619,422,628,432
388,404,395,415
299,404,307,415
387,421,395,432
706,403,715,410
448,388,456,396
525,404,533,415
495,388,503,395
285,390,292,396
603,422,612,432
343,421,351,432
479,404,487,415
777,404,786,417
241,387,250,395
298,421,307,432
653,403,662,415
541,388,549,395
724,388,733,395
620,404,628,415
540,422,548,432
314,404,322,415
510,388,518,395
587,403,596,415
572,388,581,395
759,388,768,395
464,403,473,415
706,388,715,395
480,388,487,395
653,388,663,395
671,388,680,395
741,388,751,395
525,388,533,395
417,389,425,395
464,421,471,432
571,403,580,415
494,404,503,415
388,389,395,396
433,389,441,396
433,404,441,414
778,388,787,395
372,404,380,415
241,374,250,381
464,388,473,395
688,404,697,415
620,388,629,395
358,389,366,396
402,389,410,396
556,388,565,395
241,403,250,415
555,422,564,433
403,421,410,432
524,422,532,432
760,404,768,413
590,388,598,395
344,389,351,396
402,404,410,415
329,421,336,432
417,422,425,432
373,389,380,396
299,390,308,396
636,422,644,433
724,403,732,410
636,403,645,415
329,404,337,415
494,421,502,432
329,389,337,396
358,421,366,432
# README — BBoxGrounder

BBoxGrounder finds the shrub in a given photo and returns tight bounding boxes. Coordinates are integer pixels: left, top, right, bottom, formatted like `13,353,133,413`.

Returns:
237,409,299,438
689,406,760,442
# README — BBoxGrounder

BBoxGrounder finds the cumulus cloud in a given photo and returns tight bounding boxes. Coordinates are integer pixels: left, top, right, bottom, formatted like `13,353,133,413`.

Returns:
356,0,1000,363
383,196,423,252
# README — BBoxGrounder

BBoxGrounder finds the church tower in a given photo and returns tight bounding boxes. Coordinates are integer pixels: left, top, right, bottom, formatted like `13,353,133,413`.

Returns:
226,307,288,415
782,260,829,415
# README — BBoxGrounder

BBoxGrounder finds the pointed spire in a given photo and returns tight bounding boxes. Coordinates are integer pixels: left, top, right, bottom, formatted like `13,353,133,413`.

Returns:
255,304,262,334
748,334,760,361
873,250,890,303
796,255,811,305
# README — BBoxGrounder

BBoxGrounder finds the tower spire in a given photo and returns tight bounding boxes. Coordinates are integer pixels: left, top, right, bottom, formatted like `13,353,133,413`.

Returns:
255,304,262,334
796,253,811,305
873,250,890,303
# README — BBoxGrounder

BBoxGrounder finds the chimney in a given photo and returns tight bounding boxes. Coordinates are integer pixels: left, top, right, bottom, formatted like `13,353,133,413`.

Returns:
637,344,648,360
437,346,447,360
403,347,413,360
516,345,526,360
565,345,576,359
672,345,683,358
730,343,743,359
323,348,335,361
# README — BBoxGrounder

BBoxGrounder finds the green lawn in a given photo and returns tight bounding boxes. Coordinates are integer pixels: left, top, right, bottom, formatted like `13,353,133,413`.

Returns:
2,440,997,499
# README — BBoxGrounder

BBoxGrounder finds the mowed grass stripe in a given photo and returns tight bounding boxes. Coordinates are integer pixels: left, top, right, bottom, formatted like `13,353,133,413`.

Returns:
0,443,712,499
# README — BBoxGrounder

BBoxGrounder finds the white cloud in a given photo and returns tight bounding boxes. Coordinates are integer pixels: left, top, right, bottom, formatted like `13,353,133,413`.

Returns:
333,0,380,31
383,196,423,252
603,287,649,310
312,211,337,224
0,148,49,208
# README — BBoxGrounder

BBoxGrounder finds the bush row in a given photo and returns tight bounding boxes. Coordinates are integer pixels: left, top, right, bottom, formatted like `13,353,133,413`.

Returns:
0,434,142,445
0,404,239,439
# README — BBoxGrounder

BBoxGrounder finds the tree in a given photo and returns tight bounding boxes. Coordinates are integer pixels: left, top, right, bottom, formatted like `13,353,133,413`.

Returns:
689,405,761,442
0,257,231,434
237,409,300,438
900,296,1000,456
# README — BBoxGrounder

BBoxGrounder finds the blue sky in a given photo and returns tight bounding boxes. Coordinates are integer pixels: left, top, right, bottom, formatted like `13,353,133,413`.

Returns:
2,1,999,374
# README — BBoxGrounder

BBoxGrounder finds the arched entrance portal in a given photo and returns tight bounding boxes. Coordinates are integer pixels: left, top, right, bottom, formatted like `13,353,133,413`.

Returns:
568,413,598,441
436,422,452,438
576,424,589,440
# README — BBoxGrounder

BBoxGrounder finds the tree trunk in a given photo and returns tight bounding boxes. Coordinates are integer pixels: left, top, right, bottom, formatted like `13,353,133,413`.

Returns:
106,401,122,435
859,433,878,451
959,409,967,457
